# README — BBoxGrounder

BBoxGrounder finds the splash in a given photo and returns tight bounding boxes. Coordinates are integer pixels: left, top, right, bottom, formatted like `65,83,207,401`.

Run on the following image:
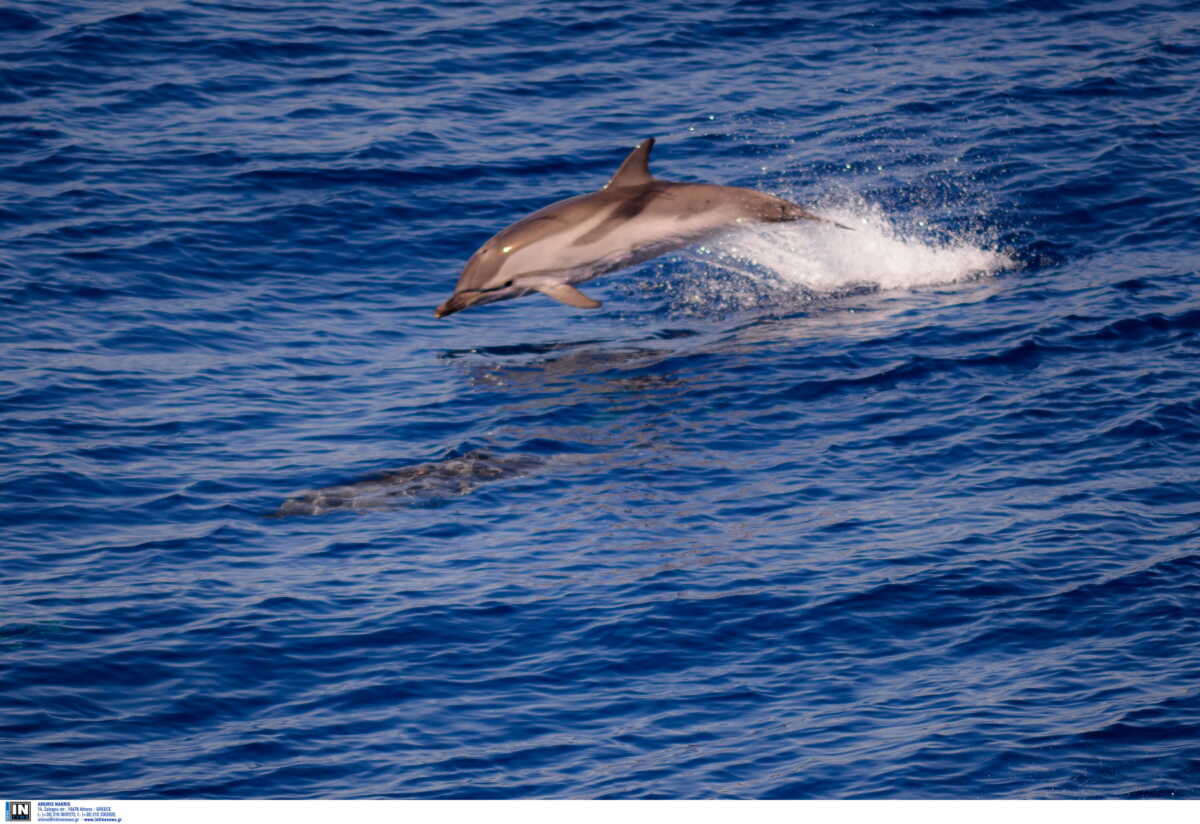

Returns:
654,198,1015,313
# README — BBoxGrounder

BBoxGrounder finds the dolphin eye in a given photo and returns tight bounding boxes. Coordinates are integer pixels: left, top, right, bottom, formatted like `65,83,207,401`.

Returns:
503,280,514,287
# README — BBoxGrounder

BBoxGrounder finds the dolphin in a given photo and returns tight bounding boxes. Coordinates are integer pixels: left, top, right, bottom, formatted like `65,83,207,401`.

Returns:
273,450,543,516
435,138,843,318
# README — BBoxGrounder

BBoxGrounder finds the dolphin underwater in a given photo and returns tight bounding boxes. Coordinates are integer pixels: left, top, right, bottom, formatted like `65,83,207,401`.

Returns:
273,450,543,516
435,138,844,318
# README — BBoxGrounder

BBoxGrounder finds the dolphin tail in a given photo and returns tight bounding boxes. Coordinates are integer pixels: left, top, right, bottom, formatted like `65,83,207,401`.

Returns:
772,200,853,231
819,216,854,231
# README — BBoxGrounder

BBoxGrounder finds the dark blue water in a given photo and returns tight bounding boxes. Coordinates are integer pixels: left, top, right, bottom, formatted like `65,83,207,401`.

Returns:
4,0,1200,799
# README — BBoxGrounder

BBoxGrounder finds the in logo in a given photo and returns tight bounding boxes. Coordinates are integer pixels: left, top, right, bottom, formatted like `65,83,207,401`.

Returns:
4,802,30,822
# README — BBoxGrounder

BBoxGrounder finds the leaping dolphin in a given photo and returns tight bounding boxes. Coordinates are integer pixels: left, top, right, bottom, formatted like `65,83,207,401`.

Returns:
435,138,844,318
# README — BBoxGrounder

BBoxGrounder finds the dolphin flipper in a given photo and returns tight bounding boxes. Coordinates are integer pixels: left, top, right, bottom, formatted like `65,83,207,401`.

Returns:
536,283,601,309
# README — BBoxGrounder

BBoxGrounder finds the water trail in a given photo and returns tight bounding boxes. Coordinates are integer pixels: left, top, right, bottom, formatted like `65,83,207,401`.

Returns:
657,198,1015,313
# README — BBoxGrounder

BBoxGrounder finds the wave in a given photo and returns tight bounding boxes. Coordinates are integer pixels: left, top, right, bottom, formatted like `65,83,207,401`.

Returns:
651,197,1015,313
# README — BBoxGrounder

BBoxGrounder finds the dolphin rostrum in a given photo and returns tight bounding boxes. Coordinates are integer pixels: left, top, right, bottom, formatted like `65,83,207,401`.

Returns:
435,138,843,318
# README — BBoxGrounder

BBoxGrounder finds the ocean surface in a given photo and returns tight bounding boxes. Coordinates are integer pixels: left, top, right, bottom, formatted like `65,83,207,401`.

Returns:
3,0,1200,800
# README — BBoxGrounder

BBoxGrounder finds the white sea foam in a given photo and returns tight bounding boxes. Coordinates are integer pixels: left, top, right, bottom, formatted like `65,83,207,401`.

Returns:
659,199,1015,312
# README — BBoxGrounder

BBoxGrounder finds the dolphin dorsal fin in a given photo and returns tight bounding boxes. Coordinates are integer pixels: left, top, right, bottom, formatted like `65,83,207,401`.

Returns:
604,138,655,189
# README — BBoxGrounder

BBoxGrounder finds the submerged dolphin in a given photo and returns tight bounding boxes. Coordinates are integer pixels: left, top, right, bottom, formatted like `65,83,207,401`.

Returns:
435,138,842,318
273,450,543,516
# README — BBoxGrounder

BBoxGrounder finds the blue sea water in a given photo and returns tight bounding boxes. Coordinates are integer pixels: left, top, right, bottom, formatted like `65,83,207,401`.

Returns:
3,0,1200,799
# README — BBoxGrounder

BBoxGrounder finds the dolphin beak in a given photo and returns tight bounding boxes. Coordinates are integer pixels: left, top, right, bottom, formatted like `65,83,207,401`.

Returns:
434,292,470,318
